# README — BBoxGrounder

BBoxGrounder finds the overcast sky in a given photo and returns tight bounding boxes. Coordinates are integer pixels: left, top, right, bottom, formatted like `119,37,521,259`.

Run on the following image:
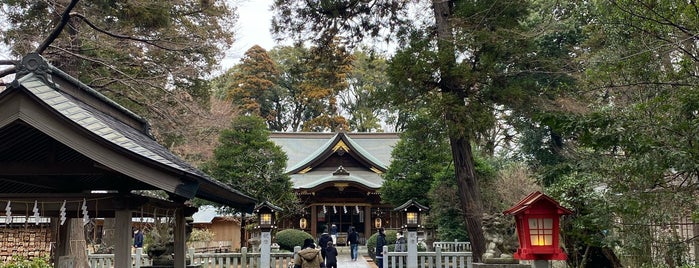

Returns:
221,0,277,70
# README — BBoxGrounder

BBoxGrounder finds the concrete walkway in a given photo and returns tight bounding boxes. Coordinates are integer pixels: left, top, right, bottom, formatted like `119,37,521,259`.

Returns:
332,246,374,268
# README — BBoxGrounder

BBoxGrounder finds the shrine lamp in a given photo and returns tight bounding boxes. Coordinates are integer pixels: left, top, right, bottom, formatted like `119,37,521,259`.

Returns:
394,199,429,231
254,201,283,232
504,191,572,260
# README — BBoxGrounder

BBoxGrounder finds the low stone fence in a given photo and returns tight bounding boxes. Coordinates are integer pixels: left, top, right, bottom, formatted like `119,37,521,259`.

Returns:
382,246,473,268
88,247,294,268
432,240,471,252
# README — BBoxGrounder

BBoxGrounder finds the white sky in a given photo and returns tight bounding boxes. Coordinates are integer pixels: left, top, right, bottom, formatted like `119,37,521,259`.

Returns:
220,0,277,70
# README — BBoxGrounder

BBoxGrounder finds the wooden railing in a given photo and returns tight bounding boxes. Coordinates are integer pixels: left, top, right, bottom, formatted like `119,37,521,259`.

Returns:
88,247,295,268
382,246,473,268
432,240,471,252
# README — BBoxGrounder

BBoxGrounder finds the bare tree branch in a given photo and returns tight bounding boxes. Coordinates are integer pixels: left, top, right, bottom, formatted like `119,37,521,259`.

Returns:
0,67,17,78
35,0,80,54
70,13,192,52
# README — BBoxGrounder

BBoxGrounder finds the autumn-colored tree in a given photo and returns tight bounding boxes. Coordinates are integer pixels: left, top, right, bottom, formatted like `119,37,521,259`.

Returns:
226,45,286,130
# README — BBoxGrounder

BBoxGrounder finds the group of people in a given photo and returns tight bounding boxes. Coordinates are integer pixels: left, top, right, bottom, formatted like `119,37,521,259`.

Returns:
292,226,406,268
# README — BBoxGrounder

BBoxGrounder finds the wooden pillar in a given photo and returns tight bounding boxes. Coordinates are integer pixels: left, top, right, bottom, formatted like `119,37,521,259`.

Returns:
364,206,371,241
114,209,132,268
174,208,186,268
311,205,317,238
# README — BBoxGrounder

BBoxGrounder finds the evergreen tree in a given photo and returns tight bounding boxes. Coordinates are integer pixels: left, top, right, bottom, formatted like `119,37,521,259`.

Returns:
202,115,299,215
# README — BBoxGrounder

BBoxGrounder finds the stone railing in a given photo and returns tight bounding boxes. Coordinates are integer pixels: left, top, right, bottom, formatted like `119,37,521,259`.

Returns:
88,247,294,268
383,246,473,268
432,240,472,252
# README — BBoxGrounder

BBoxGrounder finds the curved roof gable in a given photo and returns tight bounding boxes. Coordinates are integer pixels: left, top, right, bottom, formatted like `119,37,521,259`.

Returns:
287,132,390,174
1,53,256,211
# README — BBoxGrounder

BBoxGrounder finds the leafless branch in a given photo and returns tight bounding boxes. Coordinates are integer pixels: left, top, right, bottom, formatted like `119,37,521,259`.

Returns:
0,67,17,78
35,0,80,54
70,13,192,52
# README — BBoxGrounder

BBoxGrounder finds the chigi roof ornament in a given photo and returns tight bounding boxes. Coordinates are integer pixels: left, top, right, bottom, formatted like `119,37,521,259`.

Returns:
15,53,55,87
333,165,350,176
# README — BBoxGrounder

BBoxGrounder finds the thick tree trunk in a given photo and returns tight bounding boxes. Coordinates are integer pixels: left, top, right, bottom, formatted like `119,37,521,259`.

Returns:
448,133,486,262
432,0,487,262
68,218,90,268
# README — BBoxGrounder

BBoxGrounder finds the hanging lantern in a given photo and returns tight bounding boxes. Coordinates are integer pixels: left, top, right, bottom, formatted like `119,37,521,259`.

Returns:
374,218,382,228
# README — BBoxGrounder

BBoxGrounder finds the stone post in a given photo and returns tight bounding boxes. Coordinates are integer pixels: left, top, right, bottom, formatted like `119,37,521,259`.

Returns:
260,231,272,268
407,230,418,268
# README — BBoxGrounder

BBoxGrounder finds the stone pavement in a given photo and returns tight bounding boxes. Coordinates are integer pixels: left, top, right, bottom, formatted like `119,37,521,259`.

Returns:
332,246,374,268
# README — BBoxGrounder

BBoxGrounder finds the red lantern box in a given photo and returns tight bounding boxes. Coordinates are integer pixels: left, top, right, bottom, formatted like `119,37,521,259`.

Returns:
503,191,572,260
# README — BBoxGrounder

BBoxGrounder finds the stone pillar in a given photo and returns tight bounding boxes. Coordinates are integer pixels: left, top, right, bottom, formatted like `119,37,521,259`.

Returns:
407,230,418,268
260,231,272,268
532,260,548,268
114,209,132,268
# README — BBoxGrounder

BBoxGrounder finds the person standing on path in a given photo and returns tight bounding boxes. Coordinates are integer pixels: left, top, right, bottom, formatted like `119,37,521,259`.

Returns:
375,228,386,268
325,241,338,268
347,226,359,261
319,231,332,262
330,223,338,245
133,229,144,248
395,231,406,252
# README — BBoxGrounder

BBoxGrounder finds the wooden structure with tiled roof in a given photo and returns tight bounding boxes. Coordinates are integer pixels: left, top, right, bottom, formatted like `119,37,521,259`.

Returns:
0,53,256,268
270,131,400,241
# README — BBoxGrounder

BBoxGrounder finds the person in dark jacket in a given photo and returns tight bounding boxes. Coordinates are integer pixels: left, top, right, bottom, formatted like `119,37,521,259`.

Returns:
395,231,406,252
133,229,144,248
318,232,332,261
347,226,359,261
325,241,338,268
375,228,386,268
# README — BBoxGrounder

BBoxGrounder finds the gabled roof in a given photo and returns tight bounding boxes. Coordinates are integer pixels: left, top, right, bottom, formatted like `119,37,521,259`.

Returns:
503,191,573,216
270,132,399,174
0,53,256,211
269,132,399,190
394,199,430,212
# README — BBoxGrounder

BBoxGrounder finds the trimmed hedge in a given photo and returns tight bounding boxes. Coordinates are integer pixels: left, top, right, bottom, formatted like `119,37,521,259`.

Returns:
366,230,398,261
276,229,313,251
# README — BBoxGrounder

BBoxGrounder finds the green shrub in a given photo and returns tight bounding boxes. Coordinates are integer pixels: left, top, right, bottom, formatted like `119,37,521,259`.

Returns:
276,229,313,251
0,256,51,268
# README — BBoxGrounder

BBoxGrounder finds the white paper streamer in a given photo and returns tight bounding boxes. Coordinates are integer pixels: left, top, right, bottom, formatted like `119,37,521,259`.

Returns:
59,200,66,225
82,199,89,225
32,201,40,225
5,201,11,224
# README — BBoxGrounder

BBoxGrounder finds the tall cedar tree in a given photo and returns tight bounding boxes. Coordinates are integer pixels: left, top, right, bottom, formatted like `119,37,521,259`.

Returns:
268,44,352,132
0,1,236,143
273,1,579,261
227,45,286,131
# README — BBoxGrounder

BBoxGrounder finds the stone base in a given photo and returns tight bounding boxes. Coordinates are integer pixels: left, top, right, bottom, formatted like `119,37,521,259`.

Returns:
473,263,530,268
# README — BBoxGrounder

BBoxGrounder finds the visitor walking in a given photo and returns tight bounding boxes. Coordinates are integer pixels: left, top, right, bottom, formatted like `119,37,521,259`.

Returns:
347,226,359,261
330,223,338,245
325,241,338,268
319,231,332,261
375,228,386,268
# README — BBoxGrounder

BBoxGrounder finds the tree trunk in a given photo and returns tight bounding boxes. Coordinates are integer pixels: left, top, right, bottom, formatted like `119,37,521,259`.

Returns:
448,133,486,262
68,218,90,268
432,0,487,262
101,218,116,252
